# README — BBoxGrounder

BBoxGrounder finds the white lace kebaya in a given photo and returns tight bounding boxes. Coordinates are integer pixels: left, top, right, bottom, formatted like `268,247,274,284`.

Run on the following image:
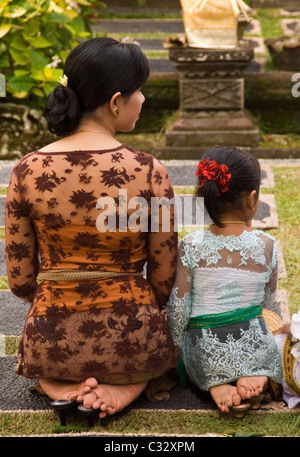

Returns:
166,229,282,391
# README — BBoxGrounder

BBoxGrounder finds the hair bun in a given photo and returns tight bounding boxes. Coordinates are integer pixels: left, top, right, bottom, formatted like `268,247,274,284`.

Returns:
45,84,81,137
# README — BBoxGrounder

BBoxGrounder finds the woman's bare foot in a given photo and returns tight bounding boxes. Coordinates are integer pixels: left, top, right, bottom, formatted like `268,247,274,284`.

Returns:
209,384,241,413
39,377,98,402
236,376,268,400
83,381,147,419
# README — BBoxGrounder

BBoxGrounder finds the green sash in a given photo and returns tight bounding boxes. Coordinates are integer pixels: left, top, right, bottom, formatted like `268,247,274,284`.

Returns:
177,305,263,386
188,305,263,329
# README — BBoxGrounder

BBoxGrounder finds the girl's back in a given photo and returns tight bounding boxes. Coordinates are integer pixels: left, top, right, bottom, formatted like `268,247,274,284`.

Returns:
180,229,279,317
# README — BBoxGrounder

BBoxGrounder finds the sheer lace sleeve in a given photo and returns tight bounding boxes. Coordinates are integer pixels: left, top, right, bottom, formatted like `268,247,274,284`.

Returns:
5,161,39,304
146,158,178,307
263,236,280,309
166,238,192,348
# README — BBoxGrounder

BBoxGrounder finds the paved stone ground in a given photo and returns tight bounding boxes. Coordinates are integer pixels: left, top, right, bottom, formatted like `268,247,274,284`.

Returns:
0,158,295,416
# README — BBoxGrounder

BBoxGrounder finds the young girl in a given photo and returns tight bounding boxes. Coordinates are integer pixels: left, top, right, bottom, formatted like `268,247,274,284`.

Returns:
167,146,282,414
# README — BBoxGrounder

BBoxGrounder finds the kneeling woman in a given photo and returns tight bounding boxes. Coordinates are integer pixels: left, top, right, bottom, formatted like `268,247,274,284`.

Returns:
5,38,178,418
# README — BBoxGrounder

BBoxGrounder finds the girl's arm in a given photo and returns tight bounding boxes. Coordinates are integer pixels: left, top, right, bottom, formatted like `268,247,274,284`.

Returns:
166,238,192,348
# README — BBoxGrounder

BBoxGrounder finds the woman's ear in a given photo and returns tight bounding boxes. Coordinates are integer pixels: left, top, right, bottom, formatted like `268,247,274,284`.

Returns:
110,92,121,116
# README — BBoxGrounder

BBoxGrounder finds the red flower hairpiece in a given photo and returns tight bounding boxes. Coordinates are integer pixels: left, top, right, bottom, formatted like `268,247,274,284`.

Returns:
195,158,231,196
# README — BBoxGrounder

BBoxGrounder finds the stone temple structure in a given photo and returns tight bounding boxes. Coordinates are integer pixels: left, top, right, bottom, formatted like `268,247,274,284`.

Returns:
165,0,260,149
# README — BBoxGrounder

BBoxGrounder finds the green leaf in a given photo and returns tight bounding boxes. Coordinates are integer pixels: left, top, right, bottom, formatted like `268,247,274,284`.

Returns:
28,36,54,48
3,5,27,19
43,81,58,95
9,48,30,66
47,12,72,24
44,66,62,82
7,75,36,92
30,49,50,69
0,53,9,67
10,34,28,51
23,19,40,38
69,14,85,34
0,42,7,55
0,24,11,39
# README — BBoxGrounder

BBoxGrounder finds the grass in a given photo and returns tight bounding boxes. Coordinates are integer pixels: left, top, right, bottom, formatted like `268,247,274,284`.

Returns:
254,9,285,40
268,167,300,314
0,409,300,437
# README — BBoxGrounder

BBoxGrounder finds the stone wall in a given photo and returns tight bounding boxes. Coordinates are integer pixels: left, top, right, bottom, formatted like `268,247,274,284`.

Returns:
0,102,56,159
102,0,300,9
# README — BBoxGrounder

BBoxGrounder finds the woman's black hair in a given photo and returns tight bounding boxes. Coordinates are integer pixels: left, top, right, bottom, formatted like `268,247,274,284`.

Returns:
195,146,261,227
45,37,150,136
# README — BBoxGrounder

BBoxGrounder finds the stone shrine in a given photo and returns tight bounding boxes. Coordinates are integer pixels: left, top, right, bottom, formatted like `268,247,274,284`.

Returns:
165,42,260,148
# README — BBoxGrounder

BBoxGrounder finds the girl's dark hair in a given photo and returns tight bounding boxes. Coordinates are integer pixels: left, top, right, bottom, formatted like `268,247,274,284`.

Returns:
195,146,261,227
45,37,150,136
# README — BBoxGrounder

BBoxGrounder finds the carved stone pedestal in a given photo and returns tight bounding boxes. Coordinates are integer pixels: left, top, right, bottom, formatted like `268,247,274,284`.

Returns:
166,43,259,149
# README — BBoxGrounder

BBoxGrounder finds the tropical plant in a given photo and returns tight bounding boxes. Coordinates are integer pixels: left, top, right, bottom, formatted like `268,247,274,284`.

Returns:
0,0,104,108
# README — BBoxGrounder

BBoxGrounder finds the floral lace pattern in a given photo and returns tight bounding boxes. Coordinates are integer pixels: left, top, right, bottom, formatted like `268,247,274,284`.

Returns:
182,319,282,389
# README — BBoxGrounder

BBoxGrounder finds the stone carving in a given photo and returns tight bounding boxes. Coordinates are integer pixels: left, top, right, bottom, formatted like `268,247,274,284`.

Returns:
181,78,243,111
0,102,56,159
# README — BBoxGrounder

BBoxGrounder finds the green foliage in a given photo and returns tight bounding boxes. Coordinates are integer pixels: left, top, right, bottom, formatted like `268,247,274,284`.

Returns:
0,0,104,108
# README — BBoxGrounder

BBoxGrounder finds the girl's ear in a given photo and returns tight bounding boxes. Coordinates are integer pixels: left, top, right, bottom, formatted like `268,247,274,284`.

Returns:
246,190,257,210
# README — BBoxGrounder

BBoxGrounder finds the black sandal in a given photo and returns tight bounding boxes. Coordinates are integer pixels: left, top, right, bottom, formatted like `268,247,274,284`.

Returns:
77,404,98,427
50,399,76,426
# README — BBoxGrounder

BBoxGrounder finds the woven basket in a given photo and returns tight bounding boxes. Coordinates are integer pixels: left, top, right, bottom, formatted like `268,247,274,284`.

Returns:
262,309,282,336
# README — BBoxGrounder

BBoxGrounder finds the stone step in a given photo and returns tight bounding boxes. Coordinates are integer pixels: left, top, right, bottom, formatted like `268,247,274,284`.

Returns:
91,18,185,35
0,354,291,414
0,160,17,186
0,285,290,339
0,233,286,279
0,160,275,187
0,290,30,335
0,193,278,228
0,290,292,414
0,162,277,227
163,161,275,188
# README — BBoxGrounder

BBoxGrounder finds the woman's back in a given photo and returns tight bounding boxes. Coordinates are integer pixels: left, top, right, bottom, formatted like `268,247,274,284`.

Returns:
6,145,177,312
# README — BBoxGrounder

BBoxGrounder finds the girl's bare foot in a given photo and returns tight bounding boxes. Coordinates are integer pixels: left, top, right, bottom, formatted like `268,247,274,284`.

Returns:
83,381,147,418
39,377,98,402
209,384,241,413
236,376,268,400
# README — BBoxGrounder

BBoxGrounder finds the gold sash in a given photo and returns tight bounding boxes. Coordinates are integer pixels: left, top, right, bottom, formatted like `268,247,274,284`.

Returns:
36,269,143,285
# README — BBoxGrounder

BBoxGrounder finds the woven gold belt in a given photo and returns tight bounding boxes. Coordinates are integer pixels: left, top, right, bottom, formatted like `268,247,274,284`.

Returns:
36,269,143,285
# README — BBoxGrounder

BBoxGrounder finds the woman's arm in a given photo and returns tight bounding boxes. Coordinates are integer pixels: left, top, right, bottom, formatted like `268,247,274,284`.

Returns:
146,159,178,307
5,165,39,304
